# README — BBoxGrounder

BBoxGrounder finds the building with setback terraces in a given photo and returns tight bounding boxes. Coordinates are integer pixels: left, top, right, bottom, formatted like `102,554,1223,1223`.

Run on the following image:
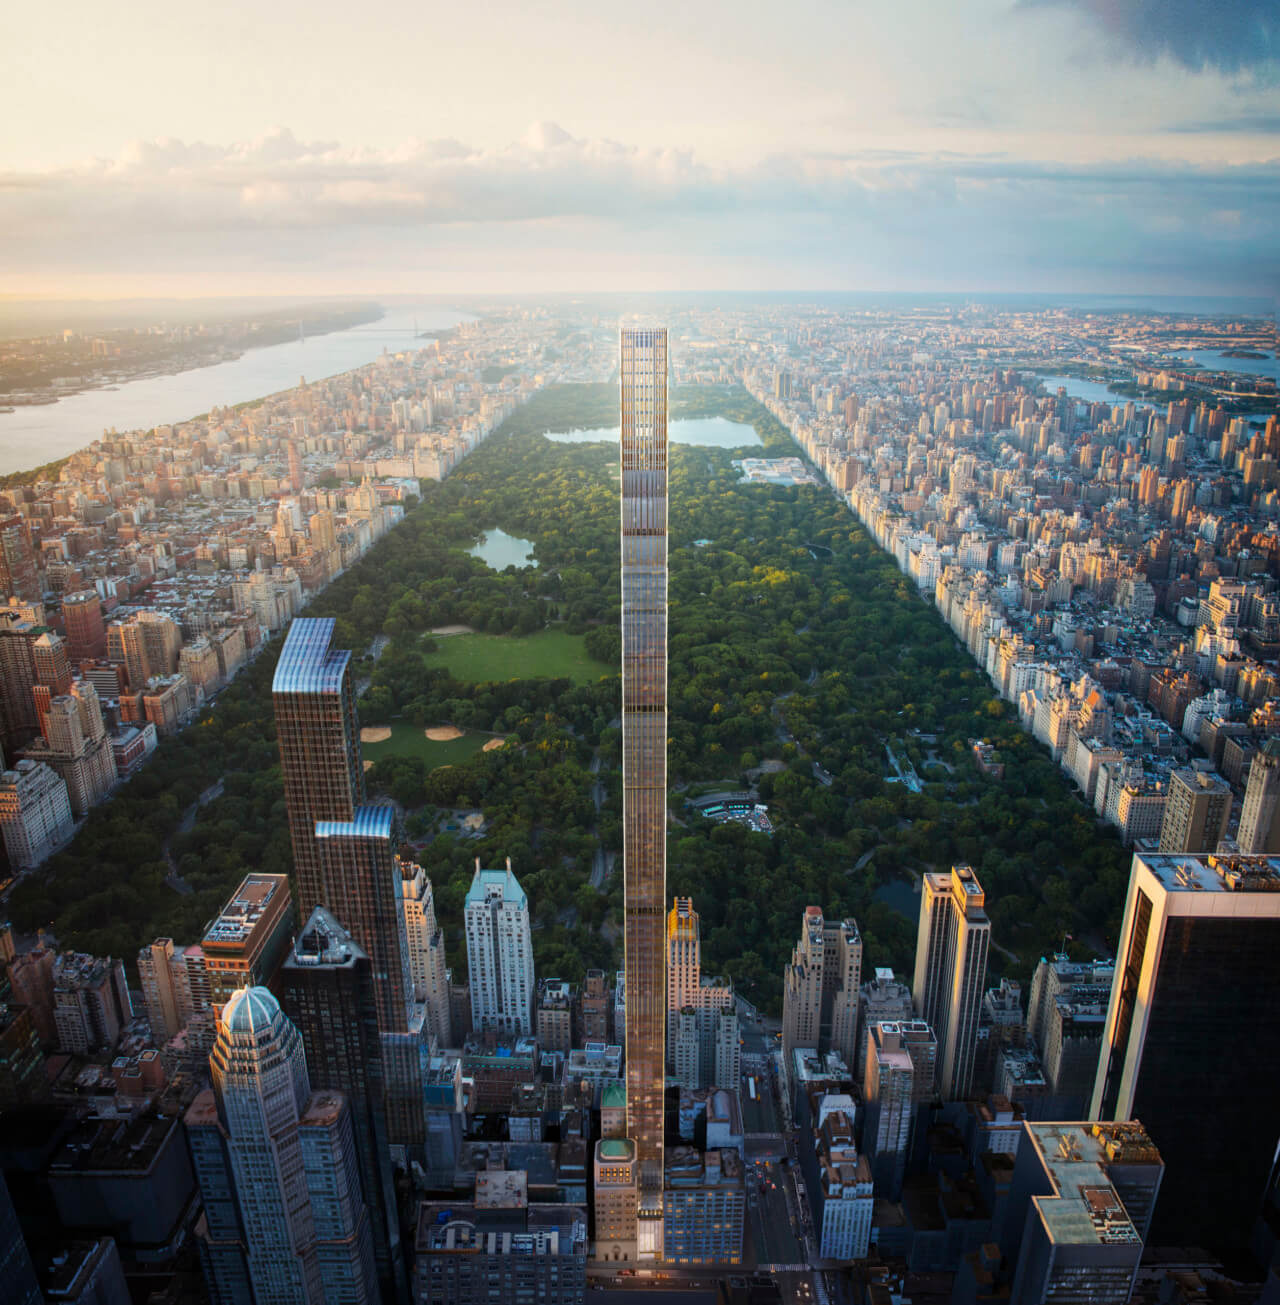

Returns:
914,865,990,1100
781,907,862,1073
1003,1121,1163,1305
186,986,378,1305
464,859,534,1037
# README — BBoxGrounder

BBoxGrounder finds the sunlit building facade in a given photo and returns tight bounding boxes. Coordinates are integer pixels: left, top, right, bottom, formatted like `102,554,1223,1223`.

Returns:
913,865,990,1100
620,324,668,1260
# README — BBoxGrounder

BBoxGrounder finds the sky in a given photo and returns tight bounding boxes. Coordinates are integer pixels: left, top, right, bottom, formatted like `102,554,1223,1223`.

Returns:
2,0,1278,300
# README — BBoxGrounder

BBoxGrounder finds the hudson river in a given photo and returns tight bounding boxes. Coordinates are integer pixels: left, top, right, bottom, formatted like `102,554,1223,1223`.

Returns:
0,305,472,476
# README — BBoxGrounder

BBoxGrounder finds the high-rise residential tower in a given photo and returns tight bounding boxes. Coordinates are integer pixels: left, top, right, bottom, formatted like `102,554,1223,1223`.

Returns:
1156,765,1231,854
273,618,411,1033
107,609,182,690
781,907,862,1071
200,872,294,1013
188,986,378,1305
400,859,453,1046
61,590,107,663
1237,738,1280,852
0,516,40,601
913,865,990,1100
1090,852,1280,1247
280,907,405,1302
463,858,534,1036
665,896,734,1081
314,807,411,1033
620,324,668,1259
272,618,365,918
857,968,913,1073
862,1019,937,1199
667,897,701,1056
1026,954,1113,1113
137,936,211,1045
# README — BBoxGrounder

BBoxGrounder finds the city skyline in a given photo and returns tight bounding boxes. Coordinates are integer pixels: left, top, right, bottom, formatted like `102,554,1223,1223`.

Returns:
2,1,1276,297
1,293,1279,1296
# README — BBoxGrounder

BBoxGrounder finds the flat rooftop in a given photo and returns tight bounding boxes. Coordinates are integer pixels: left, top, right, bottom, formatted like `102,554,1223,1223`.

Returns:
1136,852,1280,895
415,1201,587,1254
1026,1122,1159,1247
47,1111,176,1174
475,1168,528,1209
288,906,368,969
300,1091,344,1128
202,873,288,947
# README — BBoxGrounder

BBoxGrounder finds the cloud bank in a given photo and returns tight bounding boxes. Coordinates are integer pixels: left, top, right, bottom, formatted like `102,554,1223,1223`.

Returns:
1018,0,1277,75
2,125,1277,296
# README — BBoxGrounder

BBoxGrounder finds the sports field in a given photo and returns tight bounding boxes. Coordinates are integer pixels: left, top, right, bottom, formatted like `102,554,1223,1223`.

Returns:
360,722,492,767
425,629,610,684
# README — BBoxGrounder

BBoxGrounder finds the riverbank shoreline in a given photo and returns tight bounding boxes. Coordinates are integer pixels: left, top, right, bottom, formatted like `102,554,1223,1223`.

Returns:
0,304,387,411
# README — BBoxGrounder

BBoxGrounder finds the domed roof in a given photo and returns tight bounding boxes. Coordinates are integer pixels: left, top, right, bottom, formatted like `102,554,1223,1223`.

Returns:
222,986,281,1036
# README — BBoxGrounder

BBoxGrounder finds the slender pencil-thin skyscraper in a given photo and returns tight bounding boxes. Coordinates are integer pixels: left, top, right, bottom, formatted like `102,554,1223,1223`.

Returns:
620,324,668,1260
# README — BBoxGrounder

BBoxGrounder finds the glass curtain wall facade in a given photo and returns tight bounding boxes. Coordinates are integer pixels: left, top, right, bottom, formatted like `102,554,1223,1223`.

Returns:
1090,853,1280,1248
314,808,412,1033
272,617,365,918
620,325,668,1259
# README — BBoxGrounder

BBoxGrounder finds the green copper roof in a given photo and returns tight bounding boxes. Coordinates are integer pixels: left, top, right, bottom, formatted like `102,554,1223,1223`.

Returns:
601,1082,626,1110
599,1139,632,1159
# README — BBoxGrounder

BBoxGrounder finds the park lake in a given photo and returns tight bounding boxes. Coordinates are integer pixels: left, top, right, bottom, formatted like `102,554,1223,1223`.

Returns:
468,528,538,570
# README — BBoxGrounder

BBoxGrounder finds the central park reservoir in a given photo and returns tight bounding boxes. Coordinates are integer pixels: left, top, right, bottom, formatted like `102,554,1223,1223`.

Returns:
543,416,761,447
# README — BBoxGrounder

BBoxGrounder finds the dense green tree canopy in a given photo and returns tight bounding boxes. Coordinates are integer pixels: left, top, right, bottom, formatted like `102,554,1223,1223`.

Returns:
10,383,1130,1006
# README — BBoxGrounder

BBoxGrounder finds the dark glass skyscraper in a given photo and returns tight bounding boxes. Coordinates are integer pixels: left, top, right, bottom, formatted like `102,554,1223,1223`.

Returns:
620,325,668,1259
1090,852,1280,1248
272,617,365,918
281,906,407,1303
0,1170,40,1305
273,618,411,1034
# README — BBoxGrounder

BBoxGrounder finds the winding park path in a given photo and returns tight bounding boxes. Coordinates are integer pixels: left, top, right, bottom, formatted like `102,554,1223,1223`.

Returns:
162,779,225,894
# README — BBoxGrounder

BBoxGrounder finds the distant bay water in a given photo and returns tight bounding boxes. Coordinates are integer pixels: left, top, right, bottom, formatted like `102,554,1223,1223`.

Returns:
1039,371,1276,425
1182,349,1276,382
0,305,472,476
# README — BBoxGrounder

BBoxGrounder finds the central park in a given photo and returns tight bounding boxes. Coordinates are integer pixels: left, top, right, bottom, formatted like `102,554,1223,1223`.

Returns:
8,383,1132,1010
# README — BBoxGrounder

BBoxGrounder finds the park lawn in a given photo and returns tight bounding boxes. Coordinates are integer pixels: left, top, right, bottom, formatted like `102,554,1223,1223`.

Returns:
361,721,491,767
425,629,611,685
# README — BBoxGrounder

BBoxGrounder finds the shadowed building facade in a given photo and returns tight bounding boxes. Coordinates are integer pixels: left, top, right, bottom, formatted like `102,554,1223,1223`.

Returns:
620,324,668,1261
1090,852,1280,1248
273,618,411,1035
280,907,407,1303
314,807,411,1033
272,617,365,920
